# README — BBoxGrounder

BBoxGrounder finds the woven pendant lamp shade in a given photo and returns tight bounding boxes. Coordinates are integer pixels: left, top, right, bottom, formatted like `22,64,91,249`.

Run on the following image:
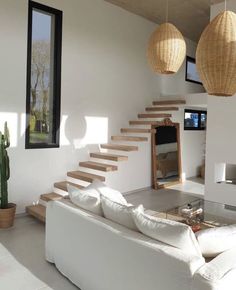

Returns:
147,23,186,74
196,11,236,97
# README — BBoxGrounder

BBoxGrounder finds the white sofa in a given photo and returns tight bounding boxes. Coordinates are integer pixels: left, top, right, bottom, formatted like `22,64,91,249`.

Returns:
46,200,236,290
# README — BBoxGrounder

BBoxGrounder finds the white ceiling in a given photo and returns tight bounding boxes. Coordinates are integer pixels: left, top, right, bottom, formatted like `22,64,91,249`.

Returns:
105,0,225,42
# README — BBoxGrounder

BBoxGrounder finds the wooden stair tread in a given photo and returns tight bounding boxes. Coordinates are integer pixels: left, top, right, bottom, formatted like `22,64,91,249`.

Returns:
146,106,179,112
121,128,155,133
90,152,128,161
67,170,105,182
153,100,186,106
101,144,138,151
138,113,171,118
79,161,118,172
129,120,164,125
40,192,64,202
26,204,46,223
54,181,84,192
111,136,148,142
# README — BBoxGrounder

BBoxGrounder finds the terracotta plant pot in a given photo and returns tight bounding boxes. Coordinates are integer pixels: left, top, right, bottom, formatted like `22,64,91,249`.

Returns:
0,203,16,229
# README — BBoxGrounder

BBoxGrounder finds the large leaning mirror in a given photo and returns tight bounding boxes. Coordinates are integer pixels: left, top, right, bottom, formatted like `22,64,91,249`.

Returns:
151,119,182,189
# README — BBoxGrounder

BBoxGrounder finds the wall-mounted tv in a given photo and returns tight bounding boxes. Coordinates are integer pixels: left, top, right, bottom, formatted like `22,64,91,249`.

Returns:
185,56,202,85
184,109,207,130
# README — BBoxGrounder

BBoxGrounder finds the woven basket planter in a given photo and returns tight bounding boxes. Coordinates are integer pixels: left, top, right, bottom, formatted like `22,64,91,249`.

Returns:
196,11,236,97
147,23,186,74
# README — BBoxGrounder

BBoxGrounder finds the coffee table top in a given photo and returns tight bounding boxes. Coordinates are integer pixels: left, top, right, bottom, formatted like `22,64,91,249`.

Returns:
146,198,236,231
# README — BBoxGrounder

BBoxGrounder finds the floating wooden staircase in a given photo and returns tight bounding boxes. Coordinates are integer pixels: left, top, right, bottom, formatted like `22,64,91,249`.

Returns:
111,136,148,142
121,128,155,133
90,152,128,161
54,181,84,192
79,161,118,172
153,100,186,106
67,171,105,183
26,98,186,223
146,106,179,112
100,144,138,151
138,113,172,119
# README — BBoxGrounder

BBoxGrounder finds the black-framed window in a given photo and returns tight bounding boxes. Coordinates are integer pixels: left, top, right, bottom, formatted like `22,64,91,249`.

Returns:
26,1,62,149
184,109,207,131
185,56,202,85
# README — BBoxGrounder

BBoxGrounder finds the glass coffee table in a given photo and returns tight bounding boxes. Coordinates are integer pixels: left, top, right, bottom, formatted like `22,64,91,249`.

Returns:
146,199,236,233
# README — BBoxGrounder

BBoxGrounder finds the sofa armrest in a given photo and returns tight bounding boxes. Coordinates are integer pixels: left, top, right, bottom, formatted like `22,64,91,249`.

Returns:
192,247,236,290
196,247,236,281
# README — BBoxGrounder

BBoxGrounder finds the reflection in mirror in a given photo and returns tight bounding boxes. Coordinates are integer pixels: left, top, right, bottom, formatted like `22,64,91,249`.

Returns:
155,126,180,186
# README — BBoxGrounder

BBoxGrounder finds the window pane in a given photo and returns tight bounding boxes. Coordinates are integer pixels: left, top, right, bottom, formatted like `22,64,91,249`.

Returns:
30,10,54,144
184,112,199,128
200,113,207,129
26,2,62,149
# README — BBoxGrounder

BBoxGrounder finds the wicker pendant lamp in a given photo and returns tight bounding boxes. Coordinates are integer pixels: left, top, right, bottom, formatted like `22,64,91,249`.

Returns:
196,9,236,96
147,0,186,74
147,23,186,74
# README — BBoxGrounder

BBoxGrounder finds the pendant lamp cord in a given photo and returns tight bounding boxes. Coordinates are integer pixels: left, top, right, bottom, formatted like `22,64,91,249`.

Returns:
225,0,227,11
166,0,169,23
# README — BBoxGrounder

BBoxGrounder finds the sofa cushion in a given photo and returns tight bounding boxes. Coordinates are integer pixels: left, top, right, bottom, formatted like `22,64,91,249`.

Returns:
132,205,202,257
195,224,236,258
68,180,126,216
93,180,127,204
101,195,138,231
68,183,103,216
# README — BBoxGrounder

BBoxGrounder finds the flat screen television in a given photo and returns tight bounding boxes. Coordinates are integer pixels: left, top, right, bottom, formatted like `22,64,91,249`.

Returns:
184,109,207,130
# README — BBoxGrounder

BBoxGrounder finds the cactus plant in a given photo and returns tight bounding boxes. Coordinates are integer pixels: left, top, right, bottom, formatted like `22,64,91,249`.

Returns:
0,122,10,209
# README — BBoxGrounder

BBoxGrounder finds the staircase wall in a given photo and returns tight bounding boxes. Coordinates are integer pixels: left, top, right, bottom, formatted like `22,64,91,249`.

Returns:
0,0,161,214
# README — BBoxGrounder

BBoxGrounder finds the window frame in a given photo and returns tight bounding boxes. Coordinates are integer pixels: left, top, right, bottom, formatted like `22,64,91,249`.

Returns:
185,56,203,86
25,0,63,149
184,109,207,131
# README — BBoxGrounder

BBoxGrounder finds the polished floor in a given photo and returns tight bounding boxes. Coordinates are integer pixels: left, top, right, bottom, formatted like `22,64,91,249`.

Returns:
0,180,204,290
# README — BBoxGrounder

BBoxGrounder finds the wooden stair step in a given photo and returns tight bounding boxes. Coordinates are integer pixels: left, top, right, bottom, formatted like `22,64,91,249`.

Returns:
121,128,155,133
146,106,179,112
111,136,148,142
26,204,46,223
79,161,118,172
138,113,171,119
54,181,84,192
129,120,164,126
153,100,186,106
90,152,128,161
101,144,138,152
40,192,64,202
67,170,105,183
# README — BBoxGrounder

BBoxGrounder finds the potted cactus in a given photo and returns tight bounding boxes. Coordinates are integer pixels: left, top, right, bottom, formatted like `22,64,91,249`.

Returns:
0,122,16,228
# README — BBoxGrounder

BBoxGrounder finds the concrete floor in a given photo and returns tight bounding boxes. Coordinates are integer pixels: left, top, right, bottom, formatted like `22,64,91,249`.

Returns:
0,180,204,290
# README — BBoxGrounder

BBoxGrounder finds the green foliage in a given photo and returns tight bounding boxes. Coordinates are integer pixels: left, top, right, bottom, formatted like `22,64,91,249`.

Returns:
0,122,10,209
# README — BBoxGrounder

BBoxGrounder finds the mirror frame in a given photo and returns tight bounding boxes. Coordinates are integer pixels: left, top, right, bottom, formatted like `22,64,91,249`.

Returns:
151,118,182,190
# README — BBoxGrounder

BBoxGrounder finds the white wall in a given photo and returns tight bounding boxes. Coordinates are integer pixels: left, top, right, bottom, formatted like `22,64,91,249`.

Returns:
205,0,236,205
0,0,162,213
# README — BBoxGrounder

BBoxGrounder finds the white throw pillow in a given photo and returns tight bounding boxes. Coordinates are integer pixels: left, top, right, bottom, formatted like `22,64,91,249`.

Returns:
132,205,202,257
92,179,127,204
195,225,236,258
67,183,103,216
101,195,138,231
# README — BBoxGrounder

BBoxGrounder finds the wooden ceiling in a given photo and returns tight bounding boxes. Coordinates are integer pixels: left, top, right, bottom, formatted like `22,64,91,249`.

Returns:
105,0,225,42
